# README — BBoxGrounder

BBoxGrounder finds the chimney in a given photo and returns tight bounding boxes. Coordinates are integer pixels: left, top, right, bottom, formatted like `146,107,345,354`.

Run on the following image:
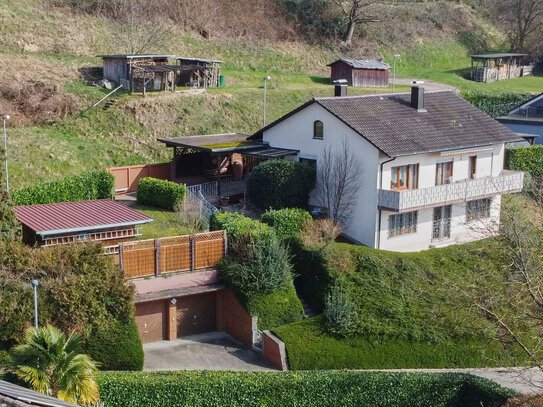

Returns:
333,79,348,97
411,81,426,112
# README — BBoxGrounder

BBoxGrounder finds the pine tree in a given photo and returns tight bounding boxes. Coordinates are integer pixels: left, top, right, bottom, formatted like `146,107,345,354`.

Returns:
0,147,20,240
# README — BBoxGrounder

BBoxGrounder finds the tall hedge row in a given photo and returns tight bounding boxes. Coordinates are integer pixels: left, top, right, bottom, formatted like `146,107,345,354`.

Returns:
98,371,514,407
461,91,532,118
505,146,543,177
11,170,114,205
136,177,186,210
247,159,316,210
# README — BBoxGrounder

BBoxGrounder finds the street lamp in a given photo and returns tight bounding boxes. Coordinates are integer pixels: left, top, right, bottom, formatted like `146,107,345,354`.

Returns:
392,54,401,95
2,115,9,193
263,76,271,127
31,279,39,328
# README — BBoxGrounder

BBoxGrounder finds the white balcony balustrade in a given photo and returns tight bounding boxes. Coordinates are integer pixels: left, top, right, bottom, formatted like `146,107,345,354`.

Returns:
378,170,524,212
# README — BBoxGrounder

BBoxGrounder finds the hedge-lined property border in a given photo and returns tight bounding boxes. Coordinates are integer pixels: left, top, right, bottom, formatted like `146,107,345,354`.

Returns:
98,370,514,407
136,177,186,210
506,146,543,177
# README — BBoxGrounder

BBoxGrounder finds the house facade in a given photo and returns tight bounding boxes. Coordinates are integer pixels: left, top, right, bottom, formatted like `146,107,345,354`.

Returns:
252,83,524,252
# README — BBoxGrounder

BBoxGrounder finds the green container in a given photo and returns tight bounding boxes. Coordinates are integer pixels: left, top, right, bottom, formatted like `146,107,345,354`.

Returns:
219,75,225,87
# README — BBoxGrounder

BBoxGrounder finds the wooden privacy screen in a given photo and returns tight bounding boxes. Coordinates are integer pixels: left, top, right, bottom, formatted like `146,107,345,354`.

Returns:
112,231,226,279
107,163,170,193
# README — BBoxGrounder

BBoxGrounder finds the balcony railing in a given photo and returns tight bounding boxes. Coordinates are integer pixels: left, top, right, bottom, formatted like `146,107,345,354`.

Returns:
378,170,524,212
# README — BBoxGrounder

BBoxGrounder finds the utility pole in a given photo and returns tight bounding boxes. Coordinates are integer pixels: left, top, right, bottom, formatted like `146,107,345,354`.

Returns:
263,76,271,127
392,54,400,95
2,115,10,193
31,279,39,328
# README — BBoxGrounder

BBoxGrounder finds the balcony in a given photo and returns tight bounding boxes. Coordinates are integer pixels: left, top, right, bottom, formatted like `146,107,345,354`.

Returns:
378,170,524,212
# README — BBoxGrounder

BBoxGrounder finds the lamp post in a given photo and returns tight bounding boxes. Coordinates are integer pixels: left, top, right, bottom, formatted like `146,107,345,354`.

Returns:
392,54,401,95
31,279,39,328
2,115,9,193
263,76,271,127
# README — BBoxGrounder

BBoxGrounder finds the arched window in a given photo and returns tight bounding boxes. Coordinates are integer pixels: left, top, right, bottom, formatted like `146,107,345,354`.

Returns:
313,120,324,140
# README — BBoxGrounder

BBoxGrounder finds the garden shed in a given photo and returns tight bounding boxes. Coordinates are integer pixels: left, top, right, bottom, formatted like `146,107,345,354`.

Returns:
328,58,390,87
470,53,532,82
177,57,222,88
13,199,153,247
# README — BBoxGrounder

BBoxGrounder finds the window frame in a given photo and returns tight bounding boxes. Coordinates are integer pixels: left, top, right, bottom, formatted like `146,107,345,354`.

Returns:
388,211,418,237
468,155,477,180
391,164,419,191
435,161,454,185
313,120,324,140
466,198,491,221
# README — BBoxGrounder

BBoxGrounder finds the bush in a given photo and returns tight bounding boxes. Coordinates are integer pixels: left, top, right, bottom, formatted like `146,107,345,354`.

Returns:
98,370,514,407
261,208,312,239
210,212,274,247
506,146,543,177
323,281,359,337
247,160,315,210
273,316,524,370
461,91,532,118
0,240,141,370
217,235,293,294
11,170,114,205
85,318,144,371
136,178,186,210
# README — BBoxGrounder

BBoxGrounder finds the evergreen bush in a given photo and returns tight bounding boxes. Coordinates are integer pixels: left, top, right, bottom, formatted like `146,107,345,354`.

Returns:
11,170,114,205
247,160,315,210
261,208,312,239
324,281,359,337
461,91,532,117
136,178,186,210
505,146,543,177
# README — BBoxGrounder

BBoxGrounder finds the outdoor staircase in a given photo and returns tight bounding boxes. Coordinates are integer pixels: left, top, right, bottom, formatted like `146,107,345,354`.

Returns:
103,99,117,110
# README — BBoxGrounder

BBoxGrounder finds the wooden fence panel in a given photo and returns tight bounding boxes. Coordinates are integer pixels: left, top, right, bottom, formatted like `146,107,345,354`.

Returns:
107,163,171,193
122,240,156,278
194,231,225,270
160,236,191,273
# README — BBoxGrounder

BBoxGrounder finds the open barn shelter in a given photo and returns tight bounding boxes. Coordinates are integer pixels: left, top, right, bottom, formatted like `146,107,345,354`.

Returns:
470,53,532,82
177,58,222,88
158,133,298,199
328,58,390,87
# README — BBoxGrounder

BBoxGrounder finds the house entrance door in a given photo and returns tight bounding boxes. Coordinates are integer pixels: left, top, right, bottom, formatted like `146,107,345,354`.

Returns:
433,205,451,240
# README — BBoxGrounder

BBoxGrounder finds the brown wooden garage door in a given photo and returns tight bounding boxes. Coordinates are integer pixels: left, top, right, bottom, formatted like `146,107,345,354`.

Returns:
135,300,166,343
177,292,217,337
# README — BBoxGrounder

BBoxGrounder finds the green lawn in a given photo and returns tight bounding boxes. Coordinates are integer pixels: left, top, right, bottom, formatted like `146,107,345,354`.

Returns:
132,204,198,239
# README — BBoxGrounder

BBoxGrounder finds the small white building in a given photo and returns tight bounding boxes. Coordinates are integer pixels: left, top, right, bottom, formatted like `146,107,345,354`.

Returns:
251,83,525,252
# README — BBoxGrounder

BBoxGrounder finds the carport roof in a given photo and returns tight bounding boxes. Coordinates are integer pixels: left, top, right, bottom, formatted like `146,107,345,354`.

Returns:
135,283,226,303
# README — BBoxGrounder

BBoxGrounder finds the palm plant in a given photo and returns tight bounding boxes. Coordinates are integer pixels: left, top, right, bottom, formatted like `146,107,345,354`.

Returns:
8,325,99,405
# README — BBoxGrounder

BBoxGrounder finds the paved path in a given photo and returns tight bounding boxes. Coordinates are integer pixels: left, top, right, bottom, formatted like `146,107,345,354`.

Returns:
394,78,458,93
143,332,275,371
362,367,543,395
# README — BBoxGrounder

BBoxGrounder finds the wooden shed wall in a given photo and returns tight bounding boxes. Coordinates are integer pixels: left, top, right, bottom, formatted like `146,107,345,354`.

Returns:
103,58,129,84
352,68,389,87
330,61,353,86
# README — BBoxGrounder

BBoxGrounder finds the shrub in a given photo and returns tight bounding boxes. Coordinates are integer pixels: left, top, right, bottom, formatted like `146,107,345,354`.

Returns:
461,91,532,118
210,212,274,252
98,370,514,407
261,208,312,239
11,170,114,205
137,178,186,210
217,235,293,294
506,146,543,177
273,316,525,370
323,281,359,337
85,318,144,371
247,160,315,210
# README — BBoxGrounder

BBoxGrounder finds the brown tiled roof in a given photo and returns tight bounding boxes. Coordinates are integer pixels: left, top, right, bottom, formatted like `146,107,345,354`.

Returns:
13,199,153,236
253,91,522,157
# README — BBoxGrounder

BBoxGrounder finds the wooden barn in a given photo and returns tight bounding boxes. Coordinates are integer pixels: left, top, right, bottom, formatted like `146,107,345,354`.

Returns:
328,58,391,87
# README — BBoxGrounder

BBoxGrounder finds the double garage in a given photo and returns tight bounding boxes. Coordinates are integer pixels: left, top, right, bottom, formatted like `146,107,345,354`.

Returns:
134,284,254,345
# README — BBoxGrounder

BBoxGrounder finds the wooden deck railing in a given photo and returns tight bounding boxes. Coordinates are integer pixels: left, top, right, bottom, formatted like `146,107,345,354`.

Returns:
107,230,227,279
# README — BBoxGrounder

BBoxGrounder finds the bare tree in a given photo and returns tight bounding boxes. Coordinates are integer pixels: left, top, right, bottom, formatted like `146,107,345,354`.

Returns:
112,0,169,55
492,0,543,51
330,0,384,47
316,139,362,225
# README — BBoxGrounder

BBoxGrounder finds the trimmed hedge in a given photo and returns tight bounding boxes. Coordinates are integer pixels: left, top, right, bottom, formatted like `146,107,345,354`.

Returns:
11,170,114,205
210,212,274,241
273,316,523,370
136,178,186,210
506,146,543,177
247,159,316,210
98,370,514,407
461,91,531,118
85,318,144,371
261,208,312,239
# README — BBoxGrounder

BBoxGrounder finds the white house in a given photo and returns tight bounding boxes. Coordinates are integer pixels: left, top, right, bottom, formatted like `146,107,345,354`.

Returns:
251,83,525,252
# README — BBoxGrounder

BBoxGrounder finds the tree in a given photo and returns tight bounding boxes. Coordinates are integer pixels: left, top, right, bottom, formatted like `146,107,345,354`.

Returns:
7,325,99,405
330,0,384,47
492,0,543,51
315,139,361,225
112,0,169,54
0,147,20,240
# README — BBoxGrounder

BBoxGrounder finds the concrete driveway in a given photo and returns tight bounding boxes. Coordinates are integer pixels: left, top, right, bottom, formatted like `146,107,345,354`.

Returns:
143,332,275,371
